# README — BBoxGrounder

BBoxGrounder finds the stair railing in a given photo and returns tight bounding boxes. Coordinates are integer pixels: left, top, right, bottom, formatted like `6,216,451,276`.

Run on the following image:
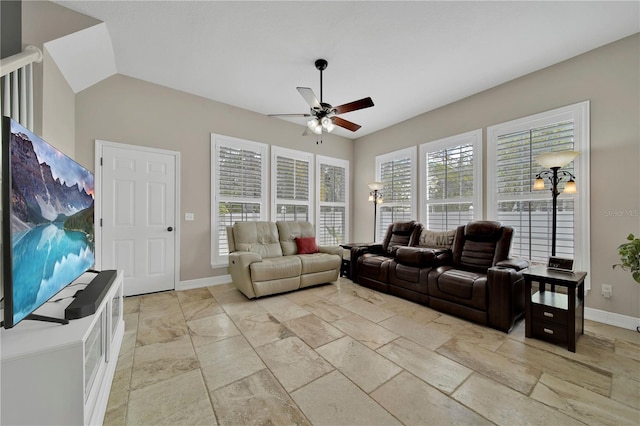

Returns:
1,45,43,131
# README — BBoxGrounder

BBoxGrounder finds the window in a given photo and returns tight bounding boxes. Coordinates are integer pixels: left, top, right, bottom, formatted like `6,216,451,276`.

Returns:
271,147,313,222
211,134,268,266
316,155,349,245
487,101,590,286
420,130,482,231
375,147,417,240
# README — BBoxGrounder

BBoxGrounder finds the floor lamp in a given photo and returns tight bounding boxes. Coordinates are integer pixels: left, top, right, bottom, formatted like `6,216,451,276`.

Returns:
533,150,579,257
368,182,384,242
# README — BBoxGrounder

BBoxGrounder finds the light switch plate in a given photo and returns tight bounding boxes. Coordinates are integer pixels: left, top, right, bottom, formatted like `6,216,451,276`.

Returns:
185,213,195,221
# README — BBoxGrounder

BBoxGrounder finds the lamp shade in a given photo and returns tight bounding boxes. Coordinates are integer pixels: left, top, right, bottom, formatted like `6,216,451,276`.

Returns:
564,178,577,194
307,118,322,135
321,117,335,132
368,182,384,191
533,177,546,190
534,150,579,169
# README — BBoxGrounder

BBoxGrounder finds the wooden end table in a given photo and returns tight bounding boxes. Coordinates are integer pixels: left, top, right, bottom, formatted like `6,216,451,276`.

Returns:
523,265,587,352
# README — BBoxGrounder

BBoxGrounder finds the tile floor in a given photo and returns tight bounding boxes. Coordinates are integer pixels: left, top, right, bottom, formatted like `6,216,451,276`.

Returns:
104,278,640,425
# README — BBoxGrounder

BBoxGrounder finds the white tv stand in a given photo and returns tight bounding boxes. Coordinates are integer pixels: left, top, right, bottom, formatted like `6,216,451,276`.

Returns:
1,270,124,425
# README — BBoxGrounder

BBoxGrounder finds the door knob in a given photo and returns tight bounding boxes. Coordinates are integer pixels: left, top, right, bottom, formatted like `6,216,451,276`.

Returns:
167,226,173,232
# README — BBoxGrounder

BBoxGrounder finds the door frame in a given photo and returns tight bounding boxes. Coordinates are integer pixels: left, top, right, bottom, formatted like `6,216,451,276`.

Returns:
94,140,181,290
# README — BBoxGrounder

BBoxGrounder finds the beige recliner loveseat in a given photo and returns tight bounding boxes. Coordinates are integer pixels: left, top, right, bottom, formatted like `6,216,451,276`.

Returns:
227,221,342,298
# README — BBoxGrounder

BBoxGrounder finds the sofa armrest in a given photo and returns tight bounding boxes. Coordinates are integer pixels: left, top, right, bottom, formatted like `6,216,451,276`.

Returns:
319,245,343,257
395,247,452,268
496,258,529,271
351,243,383,255
349,244,384,281
228,251,263,298
487,266,525,332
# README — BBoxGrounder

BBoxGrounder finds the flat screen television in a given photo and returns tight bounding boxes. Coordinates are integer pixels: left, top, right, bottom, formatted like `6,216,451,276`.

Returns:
1,116,95,328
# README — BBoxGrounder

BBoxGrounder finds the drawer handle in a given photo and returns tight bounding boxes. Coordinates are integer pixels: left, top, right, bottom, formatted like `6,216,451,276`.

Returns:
543,328,554,335
543,312,554,318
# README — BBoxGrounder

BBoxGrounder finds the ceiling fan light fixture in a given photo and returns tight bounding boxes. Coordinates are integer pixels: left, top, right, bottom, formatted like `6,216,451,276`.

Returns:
321,116,335,132
307,118,322,135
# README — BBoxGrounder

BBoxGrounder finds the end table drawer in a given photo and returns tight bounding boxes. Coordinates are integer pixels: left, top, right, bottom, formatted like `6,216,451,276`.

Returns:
532,321,567,343
532,303,567,325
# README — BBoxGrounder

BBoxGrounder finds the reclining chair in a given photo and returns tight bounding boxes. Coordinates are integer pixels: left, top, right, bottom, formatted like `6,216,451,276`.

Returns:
428,221,528,332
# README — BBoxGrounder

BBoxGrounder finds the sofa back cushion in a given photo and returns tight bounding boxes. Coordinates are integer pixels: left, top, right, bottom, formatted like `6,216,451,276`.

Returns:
233,221,283,258
452,221,513,272
277,221,316,255
381,221,421,255
418,228,456,249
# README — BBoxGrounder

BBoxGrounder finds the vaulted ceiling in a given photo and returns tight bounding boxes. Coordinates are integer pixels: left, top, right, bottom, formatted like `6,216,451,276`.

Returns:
52,1,639,138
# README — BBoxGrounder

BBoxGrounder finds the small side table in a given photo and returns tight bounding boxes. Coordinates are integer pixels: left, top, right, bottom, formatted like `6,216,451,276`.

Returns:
523,265,587,352
339,243,371,279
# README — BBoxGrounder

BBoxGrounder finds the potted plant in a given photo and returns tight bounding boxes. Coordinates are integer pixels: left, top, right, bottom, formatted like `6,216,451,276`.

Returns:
613,233,640,284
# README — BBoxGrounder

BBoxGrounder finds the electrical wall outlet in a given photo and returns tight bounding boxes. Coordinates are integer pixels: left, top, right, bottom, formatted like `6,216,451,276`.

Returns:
185,212,195,221
601,284,612,298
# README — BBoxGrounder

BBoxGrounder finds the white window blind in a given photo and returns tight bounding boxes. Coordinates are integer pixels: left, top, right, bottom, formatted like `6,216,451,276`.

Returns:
211,134,268,266
487,101,590,287
376,147,416,241
495,122,575,260
272,147,313,223
420,130,482,231
316,155,349,245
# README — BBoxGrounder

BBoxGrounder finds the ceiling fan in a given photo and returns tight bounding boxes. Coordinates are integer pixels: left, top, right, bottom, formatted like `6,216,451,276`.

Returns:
269,59,374,137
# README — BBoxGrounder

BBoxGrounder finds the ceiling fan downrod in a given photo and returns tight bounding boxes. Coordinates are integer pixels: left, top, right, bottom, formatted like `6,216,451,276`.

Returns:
315,59,328,103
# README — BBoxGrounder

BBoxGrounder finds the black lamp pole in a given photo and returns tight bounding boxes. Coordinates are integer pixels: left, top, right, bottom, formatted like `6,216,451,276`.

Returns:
370,188,382,241
534,167,576,257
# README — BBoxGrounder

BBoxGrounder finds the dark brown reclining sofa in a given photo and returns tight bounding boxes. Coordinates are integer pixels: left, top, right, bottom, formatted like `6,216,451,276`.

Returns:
350,220,528,332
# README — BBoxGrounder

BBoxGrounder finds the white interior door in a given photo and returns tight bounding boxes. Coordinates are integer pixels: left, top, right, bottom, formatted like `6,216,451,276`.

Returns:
97,141,179,296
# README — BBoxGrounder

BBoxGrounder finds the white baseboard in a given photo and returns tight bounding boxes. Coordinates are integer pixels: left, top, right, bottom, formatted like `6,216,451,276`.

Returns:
176,275,232,291
585,307,640,331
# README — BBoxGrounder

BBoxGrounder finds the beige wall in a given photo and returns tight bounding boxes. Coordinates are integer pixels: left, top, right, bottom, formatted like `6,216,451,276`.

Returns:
353,34,640,318
41,49,75,156
75,74,353,281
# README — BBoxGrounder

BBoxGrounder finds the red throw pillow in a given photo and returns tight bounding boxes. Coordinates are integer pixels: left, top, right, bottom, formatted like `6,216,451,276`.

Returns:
295,237,318,254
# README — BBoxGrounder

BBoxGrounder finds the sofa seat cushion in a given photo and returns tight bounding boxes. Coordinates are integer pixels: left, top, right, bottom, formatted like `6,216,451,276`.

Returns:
251,256,302,282
429,267,487,310
298,253,341,274
387,261,431,295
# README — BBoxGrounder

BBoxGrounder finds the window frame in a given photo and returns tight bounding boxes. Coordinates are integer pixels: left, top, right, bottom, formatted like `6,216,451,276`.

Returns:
487,101,590,288
316,155,349,245
375,146,417,241
419,129,483,230
271,146,314,223
211,133,269,267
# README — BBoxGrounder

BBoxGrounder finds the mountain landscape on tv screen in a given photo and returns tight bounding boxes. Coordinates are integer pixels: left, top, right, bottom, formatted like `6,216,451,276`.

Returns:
10,131,94,237
8,127,96,325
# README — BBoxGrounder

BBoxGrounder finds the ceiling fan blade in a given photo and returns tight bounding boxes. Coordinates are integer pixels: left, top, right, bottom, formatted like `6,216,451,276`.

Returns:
267,113,312,117
332,116,362,132
334,97,374,114
302,127,312,136
297,87,321,109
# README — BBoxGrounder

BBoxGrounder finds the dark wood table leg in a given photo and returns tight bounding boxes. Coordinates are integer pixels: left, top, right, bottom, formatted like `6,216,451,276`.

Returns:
568,283,576,352
525,277,532,338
